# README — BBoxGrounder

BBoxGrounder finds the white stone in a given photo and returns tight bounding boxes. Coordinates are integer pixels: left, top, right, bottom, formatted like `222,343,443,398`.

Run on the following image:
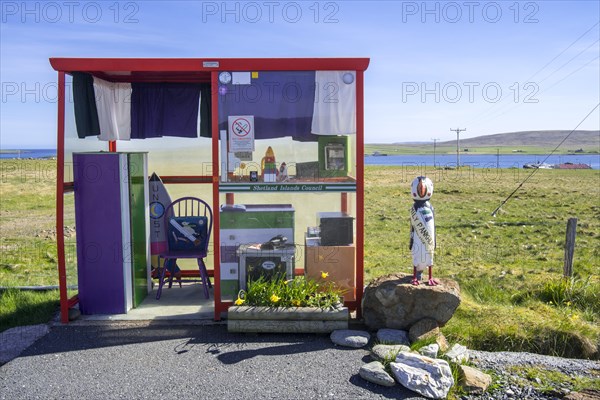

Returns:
391,351,454,399
330,329,370,348
370,344,410,362
376,328,410,345
445,343,469,363
418,343,439,359
359,361,396,387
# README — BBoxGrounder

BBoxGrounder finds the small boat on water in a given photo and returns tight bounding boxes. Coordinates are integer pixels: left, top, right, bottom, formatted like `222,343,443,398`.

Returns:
523,162,553,169
523,162,592,169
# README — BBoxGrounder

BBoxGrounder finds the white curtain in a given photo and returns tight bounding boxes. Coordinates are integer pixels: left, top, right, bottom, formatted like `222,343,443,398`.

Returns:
93,77,132,141
311,71,356,135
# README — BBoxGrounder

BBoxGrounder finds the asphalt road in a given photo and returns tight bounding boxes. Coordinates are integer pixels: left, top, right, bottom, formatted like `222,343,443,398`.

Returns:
0,321,425,400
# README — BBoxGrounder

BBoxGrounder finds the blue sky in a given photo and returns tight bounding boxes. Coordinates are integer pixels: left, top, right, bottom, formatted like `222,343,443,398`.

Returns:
1,0,599,148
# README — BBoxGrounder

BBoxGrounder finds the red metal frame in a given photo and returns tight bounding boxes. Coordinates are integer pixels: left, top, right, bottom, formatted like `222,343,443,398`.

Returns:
49,58,369,74
210,70,224,320
355,70,365,316
56,71,68,323
50,58,369,323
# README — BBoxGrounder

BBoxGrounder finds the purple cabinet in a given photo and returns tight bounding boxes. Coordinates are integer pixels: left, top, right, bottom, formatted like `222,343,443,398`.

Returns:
74,152,148,314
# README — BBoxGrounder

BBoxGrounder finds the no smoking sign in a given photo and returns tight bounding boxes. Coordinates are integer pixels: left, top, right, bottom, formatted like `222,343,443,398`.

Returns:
228,115,255,152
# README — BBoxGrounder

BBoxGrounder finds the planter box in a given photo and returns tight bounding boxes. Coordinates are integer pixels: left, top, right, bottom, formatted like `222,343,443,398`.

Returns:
227,306,349,333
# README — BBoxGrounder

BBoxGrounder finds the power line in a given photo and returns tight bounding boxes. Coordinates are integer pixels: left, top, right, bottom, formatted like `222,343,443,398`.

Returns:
538,55,600,96
491,102,600,217
464,21,600,128
524,21,599,83
483,55,600,125
536,38,599,86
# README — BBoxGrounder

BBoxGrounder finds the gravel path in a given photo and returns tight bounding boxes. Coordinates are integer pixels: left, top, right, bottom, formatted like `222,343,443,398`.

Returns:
467,350,600,400
1,322,598,400
0,322,422,400
470,350,600,377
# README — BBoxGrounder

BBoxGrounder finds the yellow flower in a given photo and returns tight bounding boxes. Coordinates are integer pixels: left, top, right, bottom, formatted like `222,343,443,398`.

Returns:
270,294,280,303
292,300,302,307
235,290,246,306
321,271,329,279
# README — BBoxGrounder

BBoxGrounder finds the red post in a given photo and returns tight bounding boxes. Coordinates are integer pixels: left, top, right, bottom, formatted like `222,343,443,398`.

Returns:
211,71,222,321
56,71,69,324
341,193,348,214
355,70,365,318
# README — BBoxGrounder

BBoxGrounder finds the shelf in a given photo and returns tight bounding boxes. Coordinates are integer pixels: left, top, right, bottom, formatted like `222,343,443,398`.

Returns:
219,182,356,193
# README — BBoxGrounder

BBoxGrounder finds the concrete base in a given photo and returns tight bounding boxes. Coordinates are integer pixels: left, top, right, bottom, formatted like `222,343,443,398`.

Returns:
228,306,349,333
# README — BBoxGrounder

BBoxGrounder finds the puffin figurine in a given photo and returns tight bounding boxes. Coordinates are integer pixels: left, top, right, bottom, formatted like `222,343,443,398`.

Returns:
409,176,438,286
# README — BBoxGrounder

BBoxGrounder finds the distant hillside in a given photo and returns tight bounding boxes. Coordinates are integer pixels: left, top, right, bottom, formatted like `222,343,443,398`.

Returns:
366,130,599,155
434,130,599,149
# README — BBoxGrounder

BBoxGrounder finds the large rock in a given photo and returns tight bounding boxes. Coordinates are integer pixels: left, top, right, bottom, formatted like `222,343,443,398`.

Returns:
390,351,454,399
458,365,491,394
359,361,396,387
362,273,461,330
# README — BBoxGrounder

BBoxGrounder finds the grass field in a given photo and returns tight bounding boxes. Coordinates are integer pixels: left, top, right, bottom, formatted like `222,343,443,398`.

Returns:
365,165,599,358
1,159,598,359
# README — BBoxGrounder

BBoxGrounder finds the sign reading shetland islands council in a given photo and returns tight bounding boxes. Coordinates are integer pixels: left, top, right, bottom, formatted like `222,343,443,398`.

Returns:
219,182,357,192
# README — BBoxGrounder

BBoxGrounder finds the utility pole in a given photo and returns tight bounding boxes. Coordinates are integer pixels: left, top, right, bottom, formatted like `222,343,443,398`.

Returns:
496,148,500,169
431,138,439,168
450,128,466,168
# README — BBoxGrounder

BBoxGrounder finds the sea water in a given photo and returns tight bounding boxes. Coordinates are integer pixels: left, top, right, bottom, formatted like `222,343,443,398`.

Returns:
365,153,600,170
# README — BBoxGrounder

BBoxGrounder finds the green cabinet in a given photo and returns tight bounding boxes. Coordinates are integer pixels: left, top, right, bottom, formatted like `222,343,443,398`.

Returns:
219,204,295,299
127,153,150,307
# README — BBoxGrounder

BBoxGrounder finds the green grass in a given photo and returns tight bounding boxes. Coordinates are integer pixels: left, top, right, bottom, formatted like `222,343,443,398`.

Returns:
0,289,60,331
409,335,439,352
1,159,77,288
365,166,599,359
1,159,75,332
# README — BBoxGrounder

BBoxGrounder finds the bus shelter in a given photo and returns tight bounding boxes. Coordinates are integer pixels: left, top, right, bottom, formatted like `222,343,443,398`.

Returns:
50,57,370,322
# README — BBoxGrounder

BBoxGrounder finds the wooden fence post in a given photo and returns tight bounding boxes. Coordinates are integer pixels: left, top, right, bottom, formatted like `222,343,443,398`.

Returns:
563,218,577,278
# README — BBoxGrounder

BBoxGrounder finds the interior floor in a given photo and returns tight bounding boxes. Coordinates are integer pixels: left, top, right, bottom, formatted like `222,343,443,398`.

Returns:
78,283,215,321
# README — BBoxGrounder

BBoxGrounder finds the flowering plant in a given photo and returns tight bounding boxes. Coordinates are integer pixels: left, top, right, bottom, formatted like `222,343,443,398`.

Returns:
234,273,344,310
